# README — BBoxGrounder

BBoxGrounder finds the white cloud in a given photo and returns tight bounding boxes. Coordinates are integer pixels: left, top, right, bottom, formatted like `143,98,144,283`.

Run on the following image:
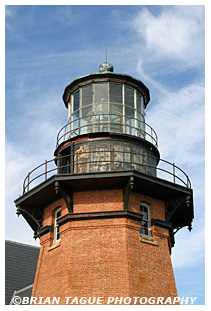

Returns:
147,82,205,167
5,87,67,243
5,141,36,196
132,6,204,67
5,139,41,246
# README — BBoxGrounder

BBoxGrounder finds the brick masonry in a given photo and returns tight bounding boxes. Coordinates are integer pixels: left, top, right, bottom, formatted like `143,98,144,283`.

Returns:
31,189,178,305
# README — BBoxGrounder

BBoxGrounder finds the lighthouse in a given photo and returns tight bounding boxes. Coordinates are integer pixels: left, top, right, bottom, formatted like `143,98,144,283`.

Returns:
14,62,194,304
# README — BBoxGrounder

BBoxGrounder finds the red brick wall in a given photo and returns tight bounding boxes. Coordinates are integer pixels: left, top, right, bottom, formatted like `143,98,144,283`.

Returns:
74,189,123,213
31,190,178,304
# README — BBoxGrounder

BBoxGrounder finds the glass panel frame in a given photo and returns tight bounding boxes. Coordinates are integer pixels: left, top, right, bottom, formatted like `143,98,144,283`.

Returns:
54,207,61,243
140,202,151,237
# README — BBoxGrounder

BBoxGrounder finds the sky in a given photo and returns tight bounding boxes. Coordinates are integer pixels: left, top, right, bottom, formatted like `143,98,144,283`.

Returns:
4,2,206,307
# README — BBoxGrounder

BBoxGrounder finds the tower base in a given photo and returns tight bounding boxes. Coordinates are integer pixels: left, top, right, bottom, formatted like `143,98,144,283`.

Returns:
31,189,178,305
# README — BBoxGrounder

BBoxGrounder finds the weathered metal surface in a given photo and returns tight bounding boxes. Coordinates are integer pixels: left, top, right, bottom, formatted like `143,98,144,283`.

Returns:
72,138,157,177
99,62,114,72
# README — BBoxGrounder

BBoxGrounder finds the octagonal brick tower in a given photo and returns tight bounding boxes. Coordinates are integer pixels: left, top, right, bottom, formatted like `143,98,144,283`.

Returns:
14,62,194,305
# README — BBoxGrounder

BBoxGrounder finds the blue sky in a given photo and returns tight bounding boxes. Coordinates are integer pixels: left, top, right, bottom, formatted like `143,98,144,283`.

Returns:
5,4,205,306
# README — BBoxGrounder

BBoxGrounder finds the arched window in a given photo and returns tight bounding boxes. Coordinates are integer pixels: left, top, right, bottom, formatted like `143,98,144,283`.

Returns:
54,208,61,243
140,202,151,237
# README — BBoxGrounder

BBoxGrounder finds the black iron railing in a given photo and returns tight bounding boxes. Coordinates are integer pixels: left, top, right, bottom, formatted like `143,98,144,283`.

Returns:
56,113,158,148
22,149,191,194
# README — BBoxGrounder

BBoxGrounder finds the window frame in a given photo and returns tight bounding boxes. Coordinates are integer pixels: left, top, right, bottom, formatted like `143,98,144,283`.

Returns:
140,202,151,238
53,207,62,243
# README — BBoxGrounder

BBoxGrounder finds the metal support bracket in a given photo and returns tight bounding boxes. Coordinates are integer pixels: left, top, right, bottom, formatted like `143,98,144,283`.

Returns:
16,206,43,240
165,195,192,233
54,181,73,214
123,176,135,210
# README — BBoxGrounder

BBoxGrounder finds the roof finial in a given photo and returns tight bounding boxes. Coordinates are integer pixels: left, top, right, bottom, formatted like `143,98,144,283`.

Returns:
99,46,114,73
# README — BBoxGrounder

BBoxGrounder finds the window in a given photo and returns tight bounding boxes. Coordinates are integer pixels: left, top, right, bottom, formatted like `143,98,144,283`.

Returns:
140,203,151,237
54,208,61,243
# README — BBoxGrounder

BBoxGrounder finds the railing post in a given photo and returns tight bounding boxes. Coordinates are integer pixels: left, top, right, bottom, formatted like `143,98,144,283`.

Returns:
45,160,47,181
76,152,78,173
110,148,114,171
120,116,122,132
57,156,60,174
71,145,74,174
27,173,30,192
173,163,176,184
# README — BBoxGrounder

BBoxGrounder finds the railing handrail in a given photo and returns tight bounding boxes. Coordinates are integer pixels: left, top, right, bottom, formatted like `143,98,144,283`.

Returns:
56,113,158,148
22,149,191,194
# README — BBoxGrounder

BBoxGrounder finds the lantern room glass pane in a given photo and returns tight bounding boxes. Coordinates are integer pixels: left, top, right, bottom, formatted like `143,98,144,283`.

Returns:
111,114,122,133
81,85,92,134
110,83,122,103
73,113,79,135
110,103,123,115
82,104,92,118
82,85,93,107
73,91,79,112
125,106,134,118
126,118,135,135
93,102,109,114
94,83,108,104
137,93,142,113
125,85,135,135
125,86,134,109
110,83,123,120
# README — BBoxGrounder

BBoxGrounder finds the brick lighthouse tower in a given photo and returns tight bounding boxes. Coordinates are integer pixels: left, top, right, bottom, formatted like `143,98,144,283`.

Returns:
14,62,194,305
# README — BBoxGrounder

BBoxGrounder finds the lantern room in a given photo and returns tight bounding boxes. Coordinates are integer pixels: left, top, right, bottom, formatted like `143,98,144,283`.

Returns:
60,62,157,147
